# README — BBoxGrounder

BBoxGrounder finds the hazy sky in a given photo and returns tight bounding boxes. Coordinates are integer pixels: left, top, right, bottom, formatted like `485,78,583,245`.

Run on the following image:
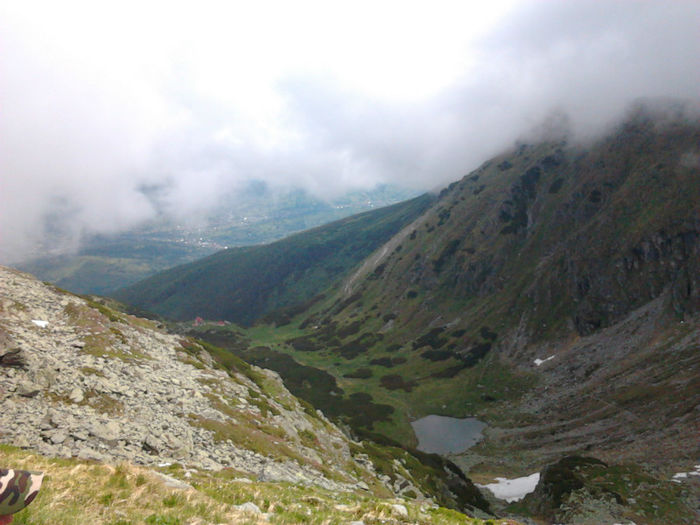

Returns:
1,1,699,262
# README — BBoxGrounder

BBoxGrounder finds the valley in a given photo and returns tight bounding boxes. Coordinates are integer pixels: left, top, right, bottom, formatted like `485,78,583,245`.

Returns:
5,104,699,524
0,266,496,524
142,106,699,524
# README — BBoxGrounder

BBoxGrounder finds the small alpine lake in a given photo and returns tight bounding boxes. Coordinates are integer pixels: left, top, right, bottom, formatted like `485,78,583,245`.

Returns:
411,415,486,455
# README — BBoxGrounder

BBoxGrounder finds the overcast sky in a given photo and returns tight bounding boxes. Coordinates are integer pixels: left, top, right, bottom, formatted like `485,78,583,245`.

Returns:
1,0,699,262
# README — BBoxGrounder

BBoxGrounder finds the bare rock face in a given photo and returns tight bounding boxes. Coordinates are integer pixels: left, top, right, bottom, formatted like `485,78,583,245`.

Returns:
16,380,41,397
68,387,83,403
0,266,389,495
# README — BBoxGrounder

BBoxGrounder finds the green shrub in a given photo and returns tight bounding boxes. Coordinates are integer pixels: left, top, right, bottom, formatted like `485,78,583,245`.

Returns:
379,374,416,392
343,367,373,379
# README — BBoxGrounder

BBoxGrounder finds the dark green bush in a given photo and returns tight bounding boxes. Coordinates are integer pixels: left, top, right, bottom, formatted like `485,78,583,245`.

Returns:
343,367,373,379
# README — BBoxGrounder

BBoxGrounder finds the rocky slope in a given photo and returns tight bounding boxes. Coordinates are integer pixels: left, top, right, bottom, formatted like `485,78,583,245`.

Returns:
0,266,363,488
0,265,496,522
333,103,699,342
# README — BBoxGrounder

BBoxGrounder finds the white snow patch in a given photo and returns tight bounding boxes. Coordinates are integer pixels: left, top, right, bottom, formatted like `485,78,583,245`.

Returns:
671,464,700,482
534,355,555,366
477,472,540,502
31,320,49,328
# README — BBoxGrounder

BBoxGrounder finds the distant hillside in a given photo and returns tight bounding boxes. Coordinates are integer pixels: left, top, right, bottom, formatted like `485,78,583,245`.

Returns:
17,183,418,295
113,194,434,325
17,239,206,296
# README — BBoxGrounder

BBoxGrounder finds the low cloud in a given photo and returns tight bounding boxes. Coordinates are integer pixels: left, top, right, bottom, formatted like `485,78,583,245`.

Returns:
1,1,698,262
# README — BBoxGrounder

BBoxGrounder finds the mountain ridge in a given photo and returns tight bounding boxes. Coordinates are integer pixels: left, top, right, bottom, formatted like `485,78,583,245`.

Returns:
119,106,700,456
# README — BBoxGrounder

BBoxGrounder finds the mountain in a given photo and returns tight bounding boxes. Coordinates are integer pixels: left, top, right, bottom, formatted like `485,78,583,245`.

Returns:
278,104,700,522
129,103,700,523
16,183,418,296
113,194,434,326
0,265,500,524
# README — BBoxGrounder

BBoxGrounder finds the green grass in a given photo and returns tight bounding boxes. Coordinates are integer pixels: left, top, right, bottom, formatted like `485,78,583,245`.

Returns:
236,318,536,445
1,444,505,525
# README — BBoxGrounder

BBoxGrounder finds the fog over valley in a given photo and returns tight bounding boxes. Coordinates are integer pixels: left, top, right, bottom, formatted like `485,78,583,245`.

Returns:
1,0,699,262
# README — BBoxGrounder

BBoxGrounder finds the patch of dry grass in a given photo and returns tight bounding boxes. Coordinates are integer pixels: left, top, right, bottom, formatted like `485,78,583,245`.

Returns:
0,444,513,524
0,445,261,525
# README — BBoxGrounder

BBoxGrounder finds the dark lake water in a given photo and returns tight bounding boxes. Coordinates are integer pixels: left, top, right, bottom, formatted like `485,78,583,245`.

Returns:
411,415,486,455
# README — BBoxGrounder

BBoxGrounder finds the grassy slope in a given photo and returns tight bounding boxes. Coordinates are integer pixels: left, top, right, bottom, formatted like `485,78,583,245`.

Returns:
114,194,434,326
222,319,536,447
1,444,502,525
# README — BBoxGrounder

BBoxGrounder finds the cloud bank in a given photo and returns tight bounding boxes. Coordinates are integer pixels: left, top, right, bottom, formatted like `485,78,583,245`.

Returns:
1,0,699,262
